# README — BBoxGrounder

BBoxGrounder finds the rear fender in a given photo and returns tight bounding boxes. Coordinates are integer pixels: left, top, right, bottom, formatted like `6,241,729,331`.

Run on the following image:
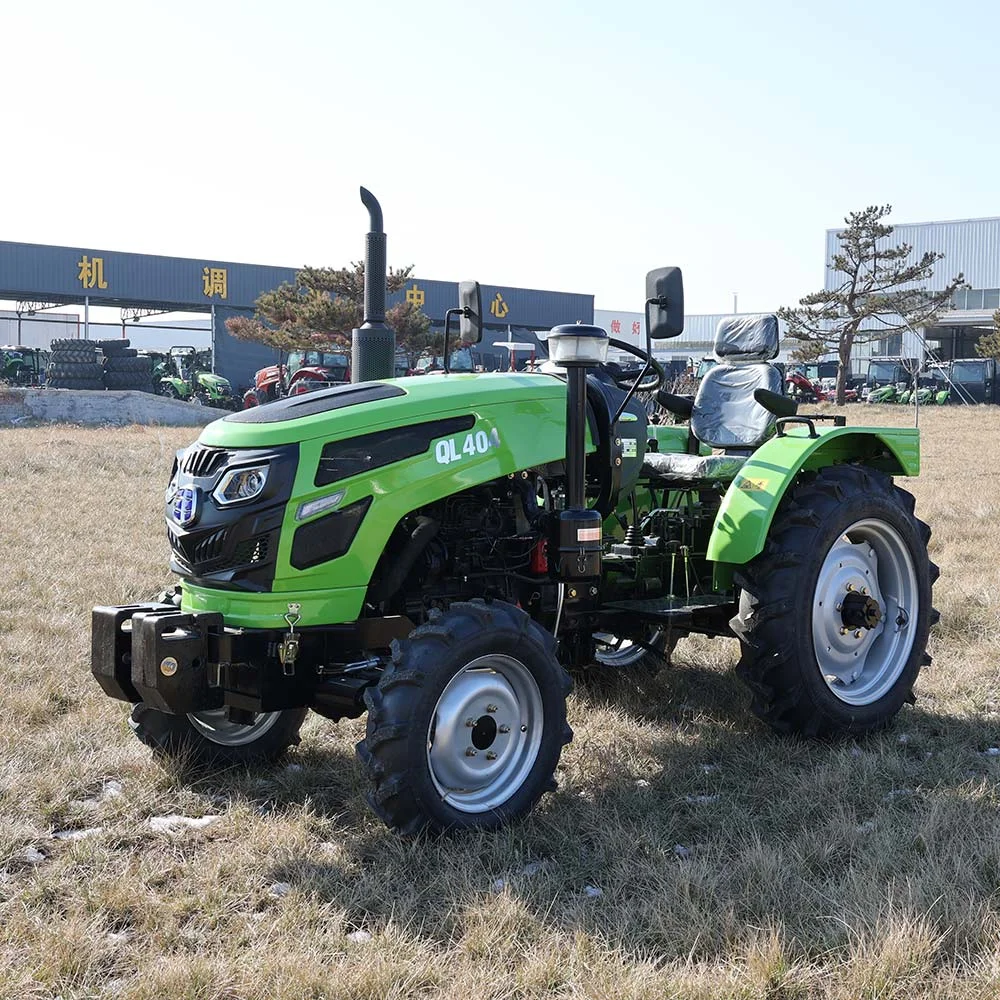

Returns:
707,425,919,572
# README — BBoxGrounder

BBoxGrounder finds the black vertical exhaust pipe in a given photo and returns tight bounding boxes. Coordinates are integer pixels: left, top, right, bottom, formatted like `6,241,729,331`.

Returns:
545,324,609,585
351,187,395,382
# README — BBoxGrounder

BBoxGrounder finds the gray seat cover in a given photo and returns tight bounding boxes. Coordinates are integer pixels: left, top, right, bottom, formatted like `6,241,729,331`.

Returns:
691,363,784,449
641,451,748,483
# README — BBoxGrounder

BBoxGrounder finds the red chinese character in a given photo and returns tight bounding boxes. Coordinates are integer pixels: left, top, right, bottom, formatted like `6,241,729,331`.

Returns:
632,320,641,336
610,319,621,335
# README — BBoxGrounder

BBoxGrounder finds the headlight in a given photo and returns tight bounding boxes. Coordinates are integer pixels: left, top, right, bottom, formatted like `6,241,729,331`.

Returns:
212,464,269,506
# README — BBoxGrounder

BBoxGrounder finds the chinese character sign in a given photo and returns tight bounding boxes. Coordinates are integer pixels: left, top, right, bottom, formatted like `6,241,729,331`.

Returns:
632,321,641,336
489,292,509,319
405,283,425,308
203,266,228,299
77,255,108,290
610,319,621,335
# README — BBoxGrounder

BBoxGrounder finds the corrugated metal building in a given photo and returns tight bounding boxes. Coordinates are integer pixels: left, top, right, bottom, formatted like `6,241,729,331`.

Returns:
0,241,593,387
823,216,1000,362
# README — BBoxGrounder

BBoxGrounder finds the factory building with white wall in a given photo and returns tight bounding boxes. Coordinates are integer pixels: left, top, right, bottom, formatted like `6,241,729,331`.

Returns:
598,215,1000,372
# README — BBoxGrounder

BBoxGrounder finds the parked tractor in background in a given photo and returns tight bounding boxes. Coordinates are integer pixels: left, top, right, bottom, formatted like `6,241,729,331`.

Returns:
0,346,47,386
243,350,351,408
156,347,237,410
91,188,939,835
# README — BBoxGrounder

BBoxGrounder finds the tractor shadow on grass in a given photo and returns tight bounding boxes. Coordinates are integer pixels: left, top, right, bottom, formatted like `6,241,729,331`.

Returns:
258,647,1000,964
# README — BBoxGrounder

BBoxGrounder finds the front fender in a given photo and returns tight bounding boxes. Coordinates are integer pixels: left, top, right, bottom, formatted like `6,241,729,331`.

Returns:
707,425,920,567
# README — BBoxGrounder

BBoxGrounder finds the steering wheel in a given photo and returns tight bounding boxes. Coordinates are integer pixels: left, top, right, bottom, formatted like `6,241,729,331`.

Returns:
604,337,664,393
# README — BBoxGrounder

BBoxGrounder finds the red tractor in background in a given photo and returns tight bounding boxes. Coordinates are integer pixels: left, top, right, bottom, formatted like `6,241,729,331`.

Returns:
242,350,350,408
786,367,859,403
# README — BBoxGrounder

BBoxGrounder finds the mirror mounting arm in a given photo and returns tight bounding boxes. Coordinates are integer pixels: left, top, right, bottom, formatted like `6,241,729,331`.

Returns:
441,306,468,375
611,296,658,425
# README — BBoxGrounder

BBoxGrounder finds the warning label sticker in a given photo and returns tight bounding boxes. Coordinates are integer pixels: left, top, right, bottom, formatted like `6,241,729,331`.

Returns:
577,527,601,542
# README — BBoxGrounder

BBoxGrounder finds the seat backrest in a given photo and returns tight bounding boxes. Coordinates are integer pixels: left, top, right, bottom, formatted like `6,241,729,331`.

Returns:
690,314,782,450
691,364,783,449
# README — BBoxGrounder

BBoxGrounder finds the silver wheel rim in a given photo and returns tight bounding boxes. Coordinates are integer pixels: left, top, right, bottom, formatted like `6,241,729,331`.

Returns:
187,709,282,746
812,518,919,706
427,654,543,814
593,629,664,667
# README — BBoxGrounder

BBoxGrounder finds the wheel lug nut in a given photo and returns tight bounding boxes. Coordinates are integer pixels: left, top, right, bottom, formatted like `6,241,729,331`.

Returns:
840,627,848,635
846,583,854,591
521,725,528,733
465,718,476,727
835,603,843,612
498,725,510,734
486,751,497,761
486,704,498,713
854,630,863,639
465,748,477,757
861,587,868,595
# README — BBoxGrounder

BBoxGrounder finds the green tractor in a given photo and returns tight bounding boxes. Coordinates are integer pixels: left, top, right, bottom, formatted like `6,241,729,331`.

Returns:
157,346,237,410
91,191,938,834
1,346,47,386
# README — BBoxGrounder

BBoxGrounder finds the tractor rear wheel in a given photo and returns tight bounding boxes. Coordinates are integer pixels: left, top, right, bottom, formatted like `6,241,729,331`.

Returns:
732,464,938,738
592,628,680,672
357,599,572,834
129,703,307,767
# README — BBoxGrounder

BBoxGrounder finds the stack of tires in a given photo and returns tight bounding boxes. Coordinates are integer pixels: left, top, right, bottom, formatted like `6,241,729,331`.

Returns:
97,340,155,393
46,339,105,391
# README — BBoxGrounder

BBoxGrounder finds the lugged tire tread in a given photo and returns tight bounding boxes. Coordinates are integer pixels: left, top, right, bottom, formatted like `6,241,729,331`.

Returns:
356,600,571,834
732,466,937,739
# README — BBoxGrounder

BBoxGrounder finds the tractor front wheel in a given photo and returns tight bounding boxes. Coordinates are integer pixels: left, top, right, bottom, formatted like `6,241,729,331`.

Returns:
732,465,938,738
357,600,572,834
129,704,307,767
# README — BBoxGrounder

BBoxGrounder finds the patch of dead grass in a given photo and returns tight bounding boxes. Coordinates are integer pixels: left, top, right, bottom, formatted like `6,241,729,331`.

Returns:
2,410,1000,998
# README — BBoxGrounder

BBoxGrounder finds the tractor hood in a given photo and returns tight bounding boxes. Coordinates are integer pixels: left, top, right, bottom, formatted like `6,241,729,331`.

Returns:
198,372,233,390
199,373,567,450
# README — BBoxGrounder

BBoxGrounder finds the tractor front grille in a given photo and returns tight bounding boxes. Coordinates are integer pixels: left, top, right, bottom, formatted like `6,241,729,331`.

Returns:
182,446,227,478
169,527,273,576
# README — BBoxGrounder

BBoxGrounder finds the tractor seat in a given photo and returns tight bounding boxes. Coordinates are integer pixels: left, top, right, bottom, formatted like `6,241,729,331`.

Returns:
643,314,783,485
641,450,749,483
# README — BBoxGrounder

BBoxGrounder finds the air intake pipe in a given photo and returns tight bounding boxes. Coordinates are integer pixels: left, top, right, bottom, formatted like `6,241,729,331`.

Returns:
351,187,395,382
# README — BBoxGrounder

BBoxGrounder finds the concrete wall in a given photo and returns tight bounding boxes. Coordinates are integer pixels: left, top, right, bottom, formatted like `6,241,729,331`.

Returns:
0,387,219,426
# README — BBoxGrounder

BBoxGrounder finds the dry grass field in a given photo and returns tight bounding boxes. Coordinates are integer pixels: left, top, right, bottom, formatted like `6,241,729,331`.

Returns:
2,406,1000,999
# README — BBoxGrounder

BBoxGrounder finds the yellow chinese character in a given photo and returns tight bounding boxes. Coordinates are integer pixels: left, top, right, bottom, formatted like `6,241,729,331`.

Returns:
405,283,425,308
202,266,228,299
77,255,108,290
489,292,509,319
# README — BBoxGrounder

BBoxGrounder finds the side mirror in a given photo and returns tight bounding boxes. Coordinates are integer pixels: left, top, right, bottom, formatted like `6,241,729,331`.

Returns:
645,267,684,339
459,281,483,345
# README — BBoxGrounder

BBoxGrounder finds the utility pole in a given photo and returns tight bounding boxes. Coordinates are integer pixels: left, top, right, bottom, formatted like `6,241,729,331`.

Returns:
732,292,738,314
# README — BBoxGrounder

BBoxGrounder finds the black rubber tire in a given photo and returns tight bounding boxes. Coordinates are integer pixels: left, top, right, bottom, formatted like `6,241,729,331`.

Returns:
104,373,150,390
592,628,681,674
49,338,89,352
48,363,104,380
731,465,938,738
129,703,308,768
47,378,105,390
50,349,99,365
104,356,151,373
357,599,573,834
94,339,131,353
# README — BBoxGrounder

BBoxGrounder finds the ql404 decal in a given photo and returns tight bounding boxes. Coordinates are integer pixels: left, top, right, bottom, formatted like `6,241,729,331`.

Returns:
435,426,502,465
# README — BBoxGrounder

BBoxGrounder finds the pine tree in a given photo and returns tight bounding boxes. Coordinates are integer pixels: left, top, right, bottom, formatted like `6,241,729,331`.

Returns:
778,206,964,404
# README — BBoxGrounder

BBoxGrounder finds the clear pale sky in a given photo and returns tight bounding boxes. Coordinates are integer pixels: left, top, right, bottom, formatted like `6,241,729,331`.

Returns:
3,0,997,316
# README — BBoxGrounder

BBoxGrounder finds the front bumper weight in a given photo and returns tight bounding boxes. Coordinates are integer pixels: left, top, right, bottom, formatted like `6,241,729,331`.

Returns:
91,603,174,703
130,608,225,715
91,603,224,715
